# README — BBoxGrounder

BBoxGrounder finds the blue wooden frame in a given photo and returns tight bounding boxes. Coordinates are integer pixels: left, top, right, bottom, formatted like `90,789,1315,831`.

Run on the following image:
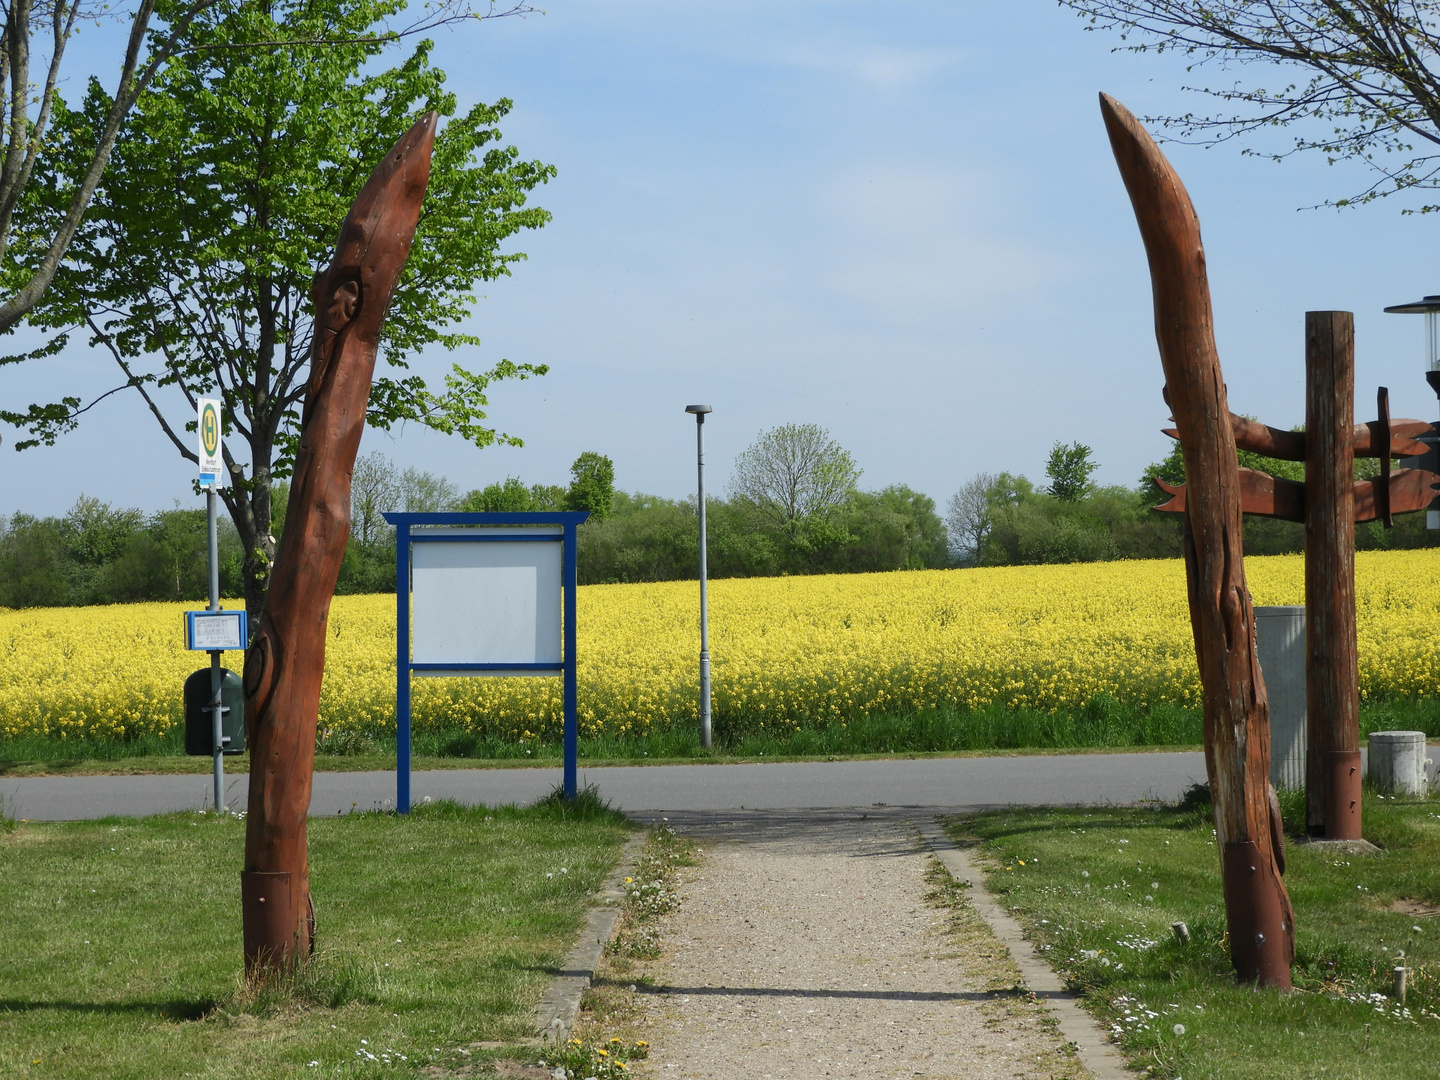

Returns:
383,510,590,812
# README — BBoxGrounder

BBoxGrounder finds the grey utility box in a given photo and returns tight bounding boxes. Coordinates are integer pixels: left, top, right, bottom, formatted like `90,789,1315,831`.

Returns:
1368,730,1429,796
1255,606,1306,790
184,668,246,756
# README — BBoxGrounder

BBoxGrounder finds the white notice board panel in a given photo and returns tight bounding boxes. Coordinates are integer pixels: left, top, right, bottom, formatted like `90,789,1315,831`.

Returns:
411,540,562,668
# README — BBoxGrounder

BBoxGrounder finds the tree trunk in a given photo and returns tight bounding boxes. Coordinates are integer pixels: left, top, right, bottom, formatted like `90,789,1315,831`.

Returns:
240,112,437,975
1101,93,1293,988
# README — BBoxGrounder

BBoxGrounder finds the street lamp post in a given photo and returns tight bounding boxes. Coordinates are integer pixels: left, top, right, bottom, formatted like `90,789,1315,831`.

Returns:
685,404,713,749
1383,294,1440,529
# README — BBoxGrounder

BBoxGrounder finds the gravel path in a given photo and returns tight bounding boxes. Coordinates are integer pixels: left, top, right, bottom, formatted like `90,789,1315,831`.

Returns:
629,810,1085,1080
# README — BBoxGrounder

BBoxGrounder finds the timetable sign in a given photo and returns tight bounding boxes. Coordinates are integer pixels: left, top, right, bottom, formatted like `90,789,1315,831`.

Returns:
186,610,247,651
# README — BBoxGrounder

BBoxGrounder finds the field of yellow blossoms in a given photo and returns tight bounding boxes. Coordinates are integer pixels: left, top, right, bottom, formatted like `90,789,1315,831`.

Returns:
2,550,1438,743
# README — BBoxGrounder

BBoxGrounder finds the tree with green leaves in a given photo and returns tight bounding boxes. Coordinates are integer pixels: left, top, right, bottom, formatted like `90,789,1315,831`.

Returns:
2,0,554,617
1061,1,1440,210
458,476,566,513
1045,441,1099,502
350,451,402,548
0,0,523,334
566,451,615,520
729,423,861,535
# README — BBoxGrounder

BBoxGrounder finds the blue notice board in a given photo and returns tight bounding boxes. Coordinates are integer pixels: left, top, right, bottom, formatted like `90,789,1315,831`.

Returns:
383,511,589,812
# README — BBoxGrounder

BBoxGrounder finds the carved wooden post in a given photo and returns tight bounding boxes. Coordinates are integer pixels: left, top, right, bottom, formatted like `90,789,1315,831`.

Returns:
1304,313,1362,839
1101,93,1293,987
241,113,437,975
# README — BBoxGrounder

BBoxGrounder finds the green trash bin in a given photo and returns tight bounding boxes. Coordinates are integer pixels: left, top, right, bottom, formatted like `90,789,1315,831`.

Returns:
184,668,246,756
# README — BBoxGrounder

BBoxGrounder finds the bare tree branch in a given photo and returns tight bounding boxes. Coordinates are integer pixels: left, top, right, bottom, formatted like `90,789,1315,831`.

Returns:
85,312,198,462
1061,1,1440,207
0,0,537,332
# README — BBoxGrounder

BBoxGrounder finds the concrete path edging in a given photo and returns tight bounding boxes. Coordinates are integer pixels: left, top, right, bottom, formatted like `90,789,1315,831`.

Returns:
913,818,1132,1080
533,830,647,1044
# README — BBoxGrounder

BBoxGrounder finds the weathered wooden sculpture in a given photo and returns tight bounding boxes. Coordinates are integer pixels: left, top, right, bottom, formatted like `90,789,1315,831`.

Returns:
1101,94,1293,987
241,112,438,974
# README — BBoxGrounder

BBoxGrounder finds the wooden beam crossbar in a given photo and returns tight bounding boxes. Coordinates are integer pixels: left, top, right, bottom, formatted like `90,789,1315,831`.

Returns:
1153,468,1440,523
1161,414,1431,461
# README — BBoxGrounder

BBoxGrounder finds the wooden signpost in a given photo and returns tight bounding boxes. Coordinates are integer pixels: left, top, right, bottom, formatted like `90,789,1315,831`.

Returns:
240,113,438,976
1150,328,1438,841
1102,93,1440,983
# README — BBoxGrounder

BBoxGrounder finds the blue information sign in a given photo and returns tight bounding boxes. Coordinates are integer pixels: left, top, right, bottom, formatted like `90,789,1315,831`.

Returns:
383,511,588,812
185,609,248,651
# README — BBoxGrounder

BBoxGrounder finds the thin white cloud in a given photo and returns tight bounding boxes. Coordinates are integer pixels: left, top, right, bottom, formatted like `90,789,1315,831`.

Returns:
772,41,966,89
813,164,1066,323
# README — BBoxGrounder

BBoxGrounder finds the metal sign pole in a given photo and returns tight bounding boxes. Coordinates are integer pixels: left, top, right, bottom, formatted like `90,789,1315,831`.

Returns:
396,520,412,814
207,482,225,814
564,521,579,799
686,405,713,749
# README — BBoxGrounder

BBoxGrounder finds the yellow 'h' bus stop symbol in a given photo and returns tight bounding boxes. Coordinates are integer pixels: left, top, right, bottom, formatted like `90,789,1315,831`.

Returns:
201,403,219,457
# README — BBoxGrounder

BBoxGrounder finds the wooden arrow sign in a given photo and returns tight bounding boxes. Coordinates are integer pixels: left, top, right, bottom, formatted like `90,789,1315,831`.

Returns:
1154,467,1440,523
1162,413,1430,461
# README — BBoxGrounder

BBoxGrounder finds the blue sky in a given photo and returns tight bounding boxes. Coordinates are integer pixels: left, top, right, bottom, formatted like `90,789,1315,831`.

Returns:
5,0,1440,518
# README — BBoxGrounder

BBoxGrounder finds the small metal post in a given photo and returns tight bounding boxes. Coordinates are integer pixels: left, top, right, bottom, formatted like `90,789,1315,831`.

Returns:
564,520,579,798
395,521,412,814
686,405,713,750
207,482,226,814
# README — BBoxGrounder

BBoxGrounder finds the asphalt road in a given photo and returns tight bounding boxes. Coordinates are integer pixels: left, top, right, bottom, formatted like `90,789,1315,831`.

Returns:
4,751,1213,821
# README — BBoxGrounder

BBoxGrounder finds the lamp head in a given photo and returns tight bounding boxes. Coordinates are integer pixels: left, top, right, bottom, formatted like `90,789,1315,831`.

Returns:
684,405,712,415
1386,295,1440,375
1383,295,1440,314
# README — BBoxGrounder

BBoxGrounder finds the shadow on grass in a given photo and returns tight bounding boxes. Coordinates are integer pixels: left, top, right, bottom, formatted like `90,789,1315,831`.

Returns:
628,982,1031,1002
0,997,221,1021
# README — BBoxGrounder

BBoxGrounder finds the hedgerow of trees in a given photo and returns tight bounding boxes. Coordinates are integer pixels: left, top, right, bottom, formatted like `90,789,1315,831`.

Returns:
12,425,1432,609
948,437,1439,569
0,428,951,606
2,0,555,621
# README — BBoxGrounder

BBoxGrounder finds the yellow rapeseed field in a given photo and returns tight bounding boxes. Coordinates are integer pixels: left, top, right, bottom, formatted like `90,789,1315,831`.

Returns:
2,550,1437,743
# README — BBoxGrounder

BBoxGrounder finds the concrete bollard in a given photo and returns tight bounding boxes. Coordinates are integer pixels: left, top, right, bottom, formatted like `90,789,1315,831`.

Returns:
1255,606,1306,790
1369,731,1429,796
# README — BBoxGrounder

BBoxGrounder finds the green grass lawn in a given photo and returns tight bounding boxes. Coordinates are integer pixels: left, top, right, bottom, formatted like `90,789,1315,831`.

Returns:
0,799,632,1079
951,795,1440,1080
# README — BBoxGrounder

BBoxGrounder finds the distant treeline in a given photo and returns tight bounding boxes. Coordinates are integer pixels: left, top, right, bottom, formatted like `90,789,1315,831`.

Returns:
947,438,1440,568
333,443,951,589
7,428,1438,609
0,442,949,607
0,498,247,608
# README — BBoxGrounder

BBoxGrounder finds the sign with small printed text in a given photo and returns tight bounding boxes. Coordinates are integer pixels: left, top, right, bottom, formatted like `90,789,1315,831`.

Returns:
186,610,247,651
